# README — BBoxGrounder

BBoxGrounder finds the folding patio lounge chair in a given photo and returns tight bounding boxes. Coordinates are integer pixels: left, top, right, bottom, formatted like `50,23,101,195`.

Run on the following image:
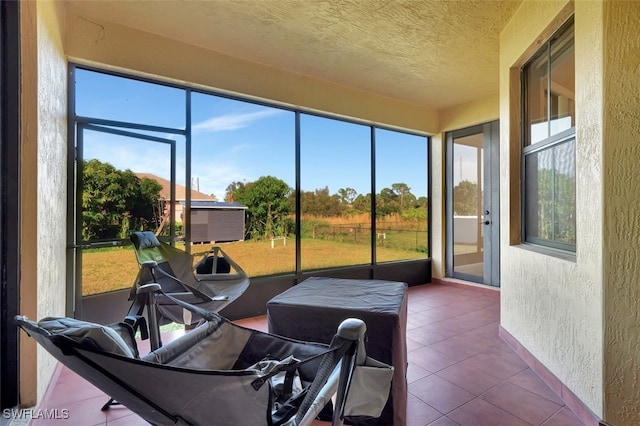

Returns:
16,290,394,426
128,231,250,327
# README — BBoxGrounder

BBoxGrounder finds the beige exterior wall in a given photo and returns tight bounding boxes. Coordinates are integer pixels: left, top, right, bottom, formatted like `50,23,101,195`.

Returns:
500,0,605,418
19,0,38,407
431,95,500,279
63,13,438,135
602,2,640,424
20,0,69,403
438,95,500,134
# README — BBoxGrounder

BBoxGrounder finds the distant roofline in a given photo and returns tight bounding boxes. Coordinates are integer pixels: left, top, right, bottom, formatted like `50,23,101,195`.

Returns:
135,172,217,201
181,201,247,209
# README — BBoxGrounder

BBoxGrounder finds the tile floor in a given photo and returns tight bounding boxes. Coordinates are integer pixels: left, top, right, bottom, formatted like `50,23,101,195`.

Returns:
28,282,584,425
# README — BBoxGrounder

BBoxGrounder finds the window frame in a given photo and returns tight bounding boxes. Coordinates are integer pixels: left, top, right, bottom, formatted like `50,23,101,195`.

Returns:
68,64,431,284
521,17,576,254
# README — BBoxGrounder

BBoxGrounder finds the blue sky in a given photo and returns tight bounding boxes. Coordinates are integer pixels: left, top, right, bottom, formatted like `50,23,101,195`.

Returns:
76,68,429,200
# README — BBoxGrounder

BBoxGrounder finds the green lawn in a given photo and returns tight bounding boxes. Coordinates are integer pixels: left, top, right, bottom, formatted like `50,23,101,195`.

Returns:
82,237,426,296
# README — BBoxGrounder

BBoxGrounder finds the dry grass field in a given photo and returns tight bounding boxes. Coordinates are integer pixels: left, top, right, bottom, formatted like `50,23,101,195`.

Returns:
81,238,426,296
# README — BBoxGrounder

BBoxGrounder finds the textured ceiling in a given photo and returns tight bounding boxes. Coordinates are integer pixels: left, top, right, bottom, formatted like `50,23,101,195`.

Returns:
64,0,521,110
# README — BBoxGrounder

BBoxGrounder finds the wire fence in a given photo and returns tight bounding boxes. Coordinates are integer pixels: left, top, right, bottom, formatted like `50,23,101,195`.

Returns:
309,223,428,252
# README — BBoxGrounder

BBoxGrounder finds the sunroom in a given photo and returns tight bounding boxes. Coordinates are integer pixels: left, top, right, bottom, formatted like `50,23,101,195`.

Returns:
2,1,639,425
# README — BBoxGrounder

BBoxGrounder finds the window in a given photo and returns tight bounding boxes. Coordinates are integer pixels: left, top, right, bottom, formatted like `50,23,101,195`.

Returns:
191,93,296,276
522,18,575,252
71,67,430,297
375,129,429,261
300,114,371,270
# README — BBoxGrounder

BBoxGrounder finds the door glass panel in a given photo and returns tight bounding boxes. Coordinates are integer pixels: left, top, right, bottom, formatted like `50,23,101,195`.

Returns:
80,128,178,296
375,129,428,262
300,114,371,270
452,133,484,279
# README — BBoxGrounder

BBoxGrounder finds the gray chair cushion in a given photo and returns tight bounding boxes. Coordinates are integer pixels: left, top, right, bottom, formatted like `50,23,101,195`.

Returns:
38,317,137,358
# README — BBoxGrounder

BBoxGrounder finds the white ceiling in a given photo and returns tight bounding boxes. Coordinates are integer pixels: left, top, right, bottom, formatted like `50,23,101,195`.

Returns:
64,0,522,110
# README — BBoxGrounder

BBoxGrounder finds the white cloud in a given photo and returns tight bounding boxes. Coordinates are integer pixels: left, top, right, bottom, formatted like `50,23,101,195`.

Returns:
192,163,247,199
82,133,181,187
192,109,283,133
81,108,290,198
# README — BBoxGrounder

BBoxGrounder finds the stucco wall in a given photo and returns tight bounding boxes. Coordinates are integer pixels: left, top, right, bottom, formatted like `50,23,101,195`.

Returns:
34,0,68,400
63,14,438,135
602,2,640,423
439,95,500,134
19,0,38,407
500,0,604,417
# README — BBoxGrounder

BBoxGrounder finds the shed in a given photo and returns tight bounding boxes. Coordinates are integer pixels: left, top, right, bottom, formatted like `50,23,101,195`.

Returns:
185,201,248,243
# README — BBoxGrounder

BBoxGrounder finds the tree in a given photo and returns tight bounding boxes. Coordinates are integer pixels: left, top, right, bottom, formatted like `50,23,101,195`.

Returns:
533,169,576,244
377,187,400,216
132,177,165,227
391,183,414,209
82,159,163,240
453,180,479,216
337,187,358,205
233,176,292,239
224,181,247,202
300,187,344,217
351,193,371,213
